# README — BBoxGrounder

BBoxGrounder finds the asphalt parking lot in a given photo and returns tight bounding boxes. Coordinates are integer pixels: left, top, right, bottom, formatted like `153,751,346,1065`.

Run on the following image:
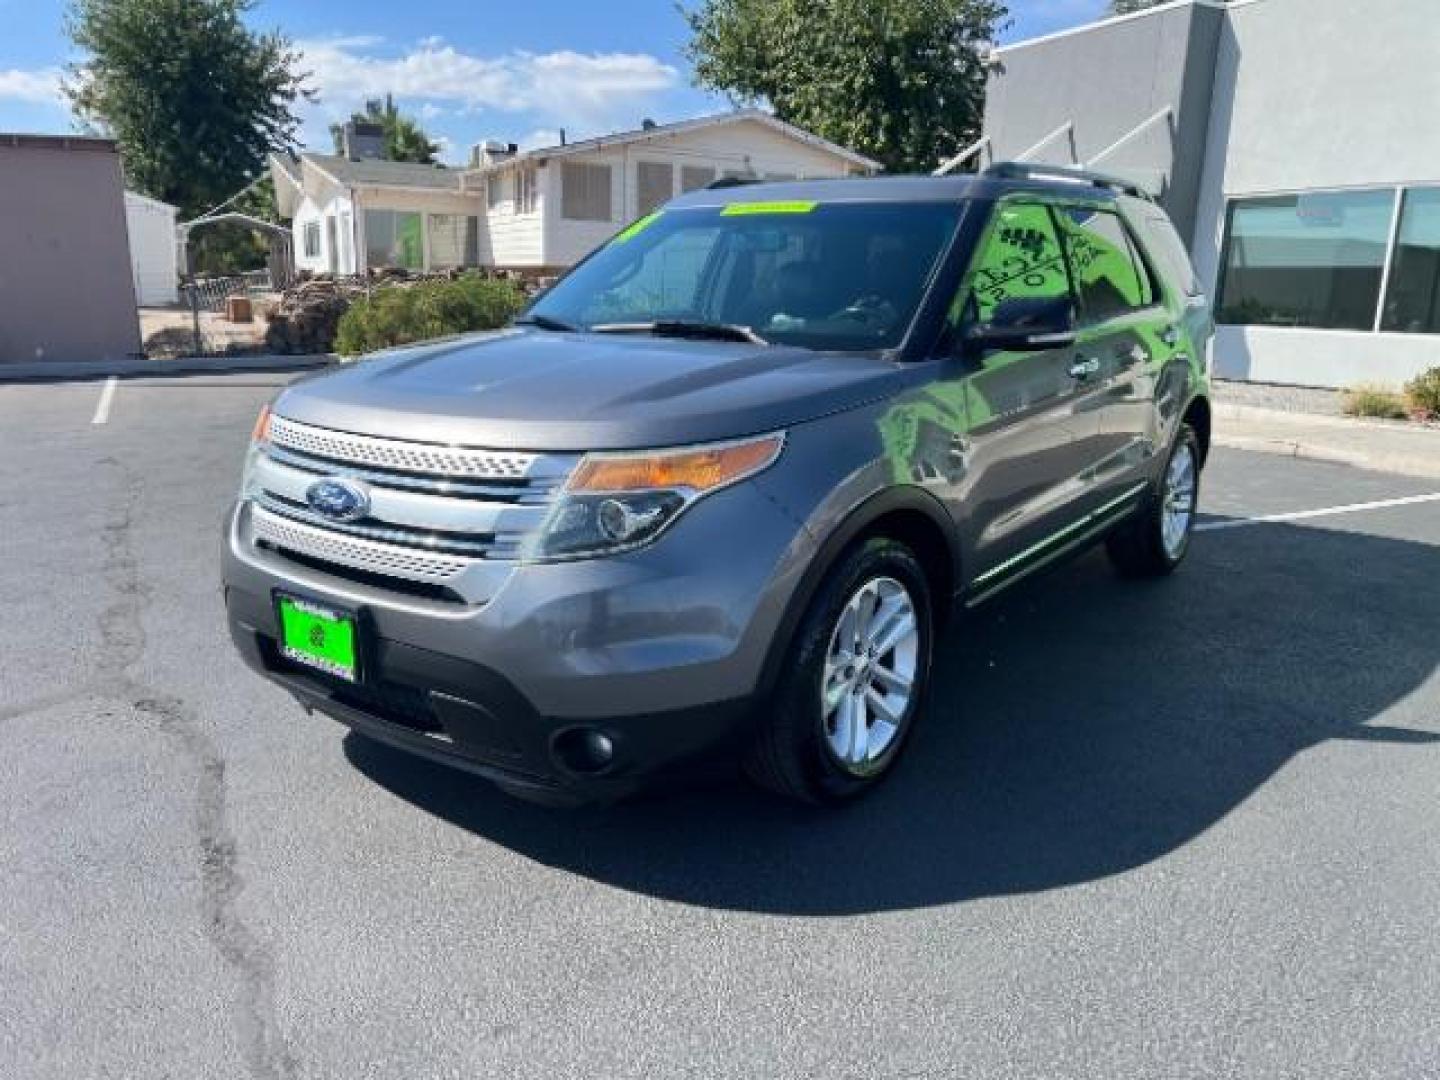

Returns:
2,373,1438,1079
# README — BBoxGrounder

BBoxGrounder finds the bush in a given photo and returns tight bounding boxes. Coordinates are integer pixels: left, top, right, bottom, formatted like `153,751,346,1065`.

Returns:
1404,366,1440,420
1342,384,1408,420
333,274,527,356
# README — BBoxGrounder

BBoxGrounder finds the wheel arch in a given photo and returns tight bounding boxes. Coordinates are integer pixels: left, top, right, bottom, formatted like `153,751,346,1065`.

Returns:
755,486,960,701
1183,393,1212,467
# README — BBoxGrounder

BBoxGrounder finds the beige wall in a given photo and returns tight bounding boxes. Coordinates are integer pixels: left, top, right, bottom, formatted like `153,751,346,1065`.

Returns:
0,136,141,364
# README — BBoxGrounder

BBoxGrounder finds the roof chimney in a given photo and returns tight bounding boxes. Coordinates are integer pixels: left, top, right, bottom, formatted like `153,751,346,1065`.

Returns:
343,120,385,161
470,139,516,169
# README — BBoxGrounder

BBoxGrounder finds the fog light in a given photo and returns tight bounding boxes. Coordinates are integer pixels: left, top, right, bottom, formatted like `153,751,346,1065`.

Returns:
553,728,616,773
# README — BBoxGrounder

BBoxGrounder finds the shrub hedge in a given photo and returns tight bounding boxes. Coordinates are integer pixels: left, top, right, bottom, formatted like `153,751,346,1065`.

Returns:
334,275,528,356
1404,366,1440,420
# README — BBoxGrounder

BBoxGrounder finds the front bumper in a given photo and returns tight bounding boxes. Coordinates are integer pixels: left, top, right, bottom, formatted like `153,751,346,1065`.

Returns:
221,481,813,801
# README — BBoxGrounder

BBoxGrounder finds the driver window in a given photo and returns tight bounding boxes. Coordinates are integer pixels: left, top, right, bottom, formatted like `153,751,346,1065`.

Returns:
581,226,722,324
960,202,1071,326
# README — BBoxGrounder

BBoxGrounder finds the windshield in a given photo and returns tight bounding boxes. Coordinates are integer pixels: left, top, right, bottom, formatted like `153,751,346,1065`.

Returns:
523,201,964,351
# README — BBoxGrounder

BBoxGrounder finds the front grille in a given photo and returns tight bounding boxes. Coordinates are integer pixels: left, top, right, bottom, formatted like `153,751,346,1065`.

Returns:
269,414,542,479
250,416,578,603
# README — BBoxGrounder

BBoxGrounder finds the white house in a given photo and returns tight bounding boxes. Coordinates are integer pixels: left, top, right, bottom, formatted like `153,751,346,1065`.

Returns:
270,110,881,277
123,190,179,306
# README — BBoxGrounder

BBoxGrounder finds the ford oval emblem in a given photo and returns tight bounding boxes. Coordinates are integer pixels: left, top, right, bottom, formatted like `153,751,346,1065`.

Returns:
305,478,371,523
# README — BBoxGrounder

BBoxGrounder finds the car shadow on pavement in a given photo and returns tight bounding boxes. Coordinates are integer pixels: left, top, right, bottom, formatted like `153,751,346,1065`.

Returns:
345,519,1439,915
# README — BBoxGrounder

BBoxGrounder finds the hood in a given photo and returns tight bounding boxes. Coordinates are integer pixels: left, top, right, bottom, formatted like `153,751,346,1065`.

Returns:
274,328,901,451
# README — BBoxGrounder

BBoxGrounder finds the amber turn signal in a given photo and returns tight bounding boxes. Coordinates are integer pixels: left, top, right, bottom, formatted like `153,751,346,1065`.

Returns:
568,433,784,494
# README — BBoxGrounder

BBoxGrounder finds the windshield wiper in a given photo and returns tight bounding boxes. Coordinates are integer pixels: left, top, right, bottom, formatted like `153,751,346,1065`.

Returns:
589,320,770,346
514,314,578,332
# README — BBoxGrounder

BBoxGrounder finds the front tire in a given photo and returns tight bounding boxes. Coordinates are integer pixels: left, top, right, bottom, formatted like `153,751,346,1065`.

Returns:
1106,423,1201,578
745,538,934,804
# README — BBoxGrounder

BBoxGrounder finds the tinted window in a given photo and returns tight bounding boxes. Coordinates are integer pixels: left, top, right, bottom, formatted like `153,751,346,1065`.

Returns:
1057,207,1152,321
364,210,422,270
1217,190,1396,330
1381,187,1440,334
1136,212,1202,298
963,202,1070,325
528,202,962,351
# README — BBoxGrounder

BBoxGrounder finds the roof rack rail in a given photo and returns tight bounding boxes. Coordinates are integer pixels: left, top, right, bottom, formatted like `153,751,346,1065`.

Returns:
983,161,1153,201
706,175,759,190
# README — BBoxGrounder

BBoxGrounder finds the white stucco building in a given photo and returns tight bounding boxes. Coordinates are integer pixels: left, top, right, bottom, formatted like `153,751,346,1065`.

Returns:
977,0,1440,389
271,110,879,279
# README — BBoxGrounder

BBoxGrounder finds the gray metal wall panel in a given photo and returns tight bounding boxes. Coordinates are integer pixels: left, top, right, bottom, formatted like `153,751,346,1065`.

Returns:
0,140,142,365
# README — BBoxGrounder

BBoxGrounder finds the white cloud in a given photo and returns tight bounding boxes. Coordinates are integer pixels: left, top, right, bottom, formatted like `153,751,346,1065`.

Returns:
0,67,64,106
518,128,563,151
296,37,678,131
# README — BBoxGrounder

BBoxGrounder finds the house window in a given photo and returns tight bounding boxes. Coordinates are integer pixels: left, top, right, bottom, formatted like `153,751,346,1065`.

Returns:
364,209,424,270
427,214,480,269
1381,187,1440,334
680,165,716,193
487,174,507,211
562,162,613,221
303,221,321,258
515,165,538,215
1217,189,1397,331
636,161,674,215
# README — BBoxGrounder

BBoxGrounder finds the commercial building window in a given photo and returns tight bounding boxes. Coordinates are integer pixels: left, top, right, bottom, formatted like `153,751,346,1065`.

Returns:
636,161,674,215
303,221,321,258
1381,187,1440,334
680,165,716,193
515,165,538,215
1057,207,1154,322
561,162,613,221
1217,189,1396,331
426,214,479,269
487,174,507,211
364,209,423,270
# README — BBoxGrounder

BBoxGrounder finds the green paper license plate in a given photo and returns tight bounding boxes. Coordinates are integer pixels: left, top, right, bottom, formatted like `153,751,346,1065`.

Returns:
277,595,358,682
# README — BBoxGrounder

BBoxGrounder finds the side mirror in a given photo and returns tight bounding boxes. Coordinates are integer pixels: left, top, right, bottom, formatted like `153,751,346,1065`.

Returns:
965,296,1077,353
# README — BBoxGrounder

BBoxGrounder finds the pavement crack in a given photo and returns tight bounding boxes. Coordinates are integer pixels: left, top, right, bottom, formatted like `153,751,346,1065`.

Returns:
136,695,296,1080
92,458,295,1079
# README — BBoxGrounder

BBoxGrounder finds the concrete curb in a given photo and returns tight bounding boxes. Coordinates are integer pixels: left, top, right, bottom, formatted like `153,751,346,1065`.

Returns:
1213,402,1440,480
0,353,337,383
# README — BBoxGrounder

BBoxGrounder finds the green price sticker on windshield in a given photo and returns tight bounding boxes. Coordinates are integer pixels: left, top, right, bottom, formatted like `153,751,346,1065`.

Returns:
721,201,818,216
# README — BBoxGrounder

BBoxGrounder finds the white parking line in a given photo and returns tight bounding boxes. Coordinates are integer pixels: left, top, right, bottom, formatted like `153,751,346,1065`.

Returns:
90,377,117,425
1198,492,1440,532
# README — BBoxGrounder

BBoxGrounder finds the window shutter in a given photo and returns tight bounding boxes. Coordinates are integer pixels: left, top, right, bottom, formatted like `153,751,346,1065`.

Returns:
561,162,613,221
680,165,717,193
636,161,674,215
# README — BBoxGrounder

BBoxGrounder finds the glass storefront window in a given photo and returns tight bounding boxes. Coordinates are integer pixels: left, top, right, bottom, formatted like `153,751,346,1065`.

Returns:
1217,189,1396,331
1381,187,1440,334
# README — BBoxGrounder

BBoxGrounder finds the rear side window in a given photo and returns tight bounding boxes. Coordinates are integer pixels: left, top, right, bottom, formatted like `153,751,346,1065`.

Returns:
1136,211,1203,298
962,202,1072,325
1056,207,1154,322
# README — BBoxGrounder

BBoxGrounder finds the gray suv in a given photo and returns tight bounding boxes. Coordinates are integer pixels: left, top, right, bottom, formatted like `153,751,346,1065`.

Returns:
223,164,1213,806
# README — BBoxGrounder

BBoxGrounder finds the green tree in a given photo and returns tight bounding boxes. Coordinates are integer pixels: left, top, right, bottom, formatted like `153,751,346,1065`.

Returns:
64,0,311,219
330,94,440,164
683,0,1008,175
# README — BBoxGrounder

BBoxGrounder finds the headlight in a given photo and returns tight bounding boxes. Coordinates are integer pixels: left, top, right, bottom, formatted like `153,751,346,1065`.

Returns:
239,403,272,501
528,432,785,560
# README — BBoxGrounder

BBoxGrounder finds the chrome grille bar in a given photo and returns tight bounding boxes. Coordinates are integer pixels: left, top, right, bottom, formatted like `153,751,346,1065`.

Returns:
269,415,545,480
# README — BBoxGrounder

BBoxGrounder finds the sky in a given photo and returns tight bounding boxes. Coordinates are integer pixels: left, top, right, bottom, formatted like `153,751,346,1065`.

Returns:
0,0,1108,163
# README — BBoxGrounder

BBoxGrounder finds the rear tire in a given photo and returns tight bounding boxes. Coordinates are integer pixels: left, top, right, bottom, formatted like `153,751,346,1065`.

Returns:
745,538,934,804
1107,423,1201,579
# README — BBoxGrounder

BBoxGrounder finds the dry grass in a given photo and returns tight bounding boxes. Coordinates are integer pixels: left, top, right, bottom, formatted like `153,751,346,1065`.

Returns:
1342,384,1409,420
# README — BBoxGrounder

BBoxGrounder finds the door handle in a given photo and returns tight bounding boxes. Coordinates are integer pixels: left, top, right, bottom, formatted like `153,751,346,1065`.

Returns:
1068,357,1101,380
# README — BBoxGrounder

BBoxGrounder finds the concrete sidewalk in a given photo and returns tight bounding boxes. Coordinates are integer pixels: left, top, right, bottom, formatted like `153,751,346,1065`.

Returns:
0,353,335,383
1214,402,1440,480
